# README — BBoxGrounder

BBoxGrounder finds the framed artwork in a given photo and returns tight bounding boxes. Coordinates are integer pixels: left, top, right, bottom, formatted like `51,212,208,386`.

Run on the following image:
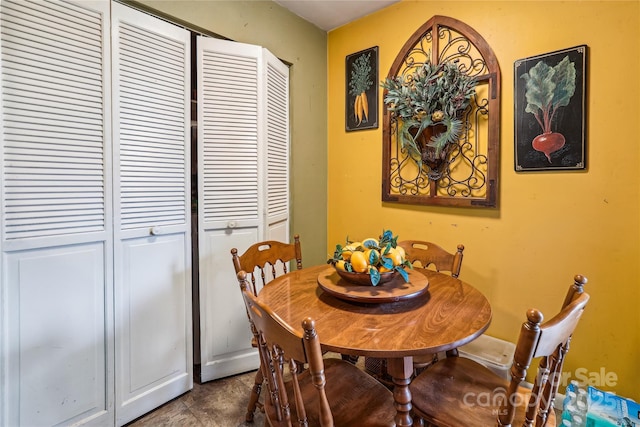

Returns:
346,46,378,131
514,45,587,171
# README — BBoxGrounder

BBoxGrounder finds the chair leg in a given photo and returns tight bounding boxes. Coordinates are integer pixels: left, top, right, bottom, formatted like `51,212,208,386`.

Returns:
245,368,264,422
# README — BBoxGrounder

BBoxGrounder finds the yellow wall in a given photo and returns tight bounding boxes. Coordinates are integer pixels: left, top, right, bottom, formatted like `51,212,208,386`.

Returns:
328,1,640,400
137,0,330,264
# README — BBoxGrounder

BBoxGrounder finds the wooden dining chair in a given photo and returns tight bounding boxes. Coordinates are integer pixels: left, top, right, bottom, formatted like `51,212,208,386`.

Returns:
231,235,303,422
409,274,590,427
237,270,397,427
396,240,465,374
398,240,465,278
232,234,303,296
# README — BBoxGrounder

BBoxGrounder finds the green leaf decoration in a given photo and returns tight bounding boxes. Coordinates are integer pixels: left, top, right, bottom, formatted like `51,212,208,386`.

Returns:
396,266,409,283
367,249,380,265
369,267,381,286
349,52,373,97
426,117,463,158
380,256,394,270
381,58,477,175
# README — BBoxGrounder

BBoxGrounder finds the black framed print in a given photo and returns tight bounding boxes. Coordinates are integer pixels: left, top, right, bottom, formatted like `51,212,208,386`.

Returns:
346,46,378,131
514,45,587,171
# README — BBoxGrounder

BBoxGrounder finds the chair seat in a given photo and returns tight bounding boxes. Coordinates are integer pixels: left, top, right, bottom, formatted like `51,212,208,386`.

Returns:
409,357,556,427
265,358,396,427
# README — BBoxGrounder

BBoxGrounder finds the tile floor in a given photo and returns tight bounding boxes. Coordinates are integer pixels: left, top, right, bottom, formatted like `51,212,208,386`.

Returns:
125,353,363,427
124,369,265,427
125,358,563,426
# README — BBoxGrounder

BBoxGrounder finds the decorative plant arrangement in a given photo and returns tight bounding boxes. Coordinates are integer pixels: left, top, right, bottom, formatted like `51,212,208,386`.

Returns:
349,51,373,127
520,55,577,163
327,229,411,286
381,59,477,179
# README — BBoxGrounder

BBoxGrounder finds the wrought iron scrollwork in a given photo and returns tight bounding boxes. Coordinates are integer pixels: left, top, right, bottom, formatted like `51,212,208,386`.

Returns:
382,16,501,208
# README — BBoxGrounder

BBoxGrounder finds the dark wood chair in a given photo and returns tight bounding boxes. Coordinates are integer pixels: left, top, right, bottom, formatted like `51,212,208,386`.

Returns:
231,235,303,422
237,270,396,427
398,240,465,373
409,275,590,427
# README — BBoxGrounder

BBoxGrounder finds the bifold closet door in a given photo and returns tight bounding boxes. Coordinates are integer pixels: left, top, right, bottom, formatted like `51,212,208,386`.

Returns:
111,3,192,425
2,1,192,424
196,38,290,382
263,48,290,242
0,1,114,425
197,37,263,382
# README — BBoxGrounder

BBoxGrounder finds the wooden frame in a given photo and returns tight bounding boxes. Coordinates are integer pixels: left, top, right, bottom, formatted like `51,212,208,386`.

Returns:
514,45,587,171
381,16,501,208
346,46,379,131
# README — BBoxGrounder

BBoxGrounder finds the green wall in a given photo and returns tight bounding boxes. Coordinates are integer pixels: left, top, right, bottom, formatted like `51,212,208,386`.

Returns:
136,0,329,265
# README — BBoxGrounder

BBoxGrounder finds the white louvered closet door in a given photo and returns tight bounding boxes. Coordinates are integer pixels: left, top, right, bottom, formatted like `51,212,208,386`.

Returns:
264,48,290,242
0,1,114,426
196,38,290,382
111,3,192,425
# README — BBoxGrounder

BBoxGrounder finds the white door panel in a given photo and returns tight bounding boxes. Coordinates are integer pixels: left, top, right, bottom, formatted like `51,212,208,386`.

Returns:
198,227,260,382
5,244,109,427
263,48,290,241
267,219,289,243
2,1,195,424
196,37,290,382
116,233,191,424
197,38,264,233
197,37,264,382
1,0,114,425
112,2,192,424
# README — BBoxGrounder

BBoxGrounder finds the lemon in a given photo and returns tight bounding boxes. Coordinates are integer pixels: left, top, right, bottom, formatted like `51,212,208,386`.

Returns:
362,238,379,249
348,242,362,250
342,242,361,261
395,245,406,260
379,265,393,273
387,248,403,266
335,260,347,271
350,251,368,273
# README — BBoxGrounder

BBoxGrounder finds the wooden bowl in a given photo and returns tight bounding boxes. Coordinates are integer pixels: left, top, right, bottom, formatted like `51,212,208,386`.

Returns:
334,267,398,286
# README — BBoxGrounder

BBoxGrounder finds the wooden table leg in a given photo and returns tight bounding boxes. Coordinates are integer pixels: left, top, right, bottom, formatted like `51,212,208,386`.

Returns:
386,356,414,427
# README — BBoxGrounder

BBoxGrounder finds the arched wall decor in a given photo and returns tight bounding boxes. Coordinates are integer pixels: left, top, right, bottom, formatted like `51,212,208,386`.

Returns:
382,16,501,207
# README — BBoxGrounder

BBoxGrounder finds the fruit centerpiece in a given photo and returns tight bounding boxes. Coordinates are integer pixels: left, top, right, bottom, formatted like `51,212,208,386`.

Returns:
327,229,411,286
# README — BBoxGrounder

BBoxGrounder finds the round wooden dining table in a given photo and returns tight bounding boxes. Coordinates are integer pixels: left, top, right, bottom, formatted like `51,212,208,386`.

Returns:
257,264,492,427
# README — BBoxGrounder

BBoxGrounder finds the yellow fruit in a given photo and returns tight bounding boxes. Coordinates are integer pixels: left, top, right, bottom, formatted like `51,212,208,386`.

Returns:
379,265,393,273
342,242,361,260
364,249,380,266
350,251,368,273
387,248,403,266
335,260,347,271
395,245,406,260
